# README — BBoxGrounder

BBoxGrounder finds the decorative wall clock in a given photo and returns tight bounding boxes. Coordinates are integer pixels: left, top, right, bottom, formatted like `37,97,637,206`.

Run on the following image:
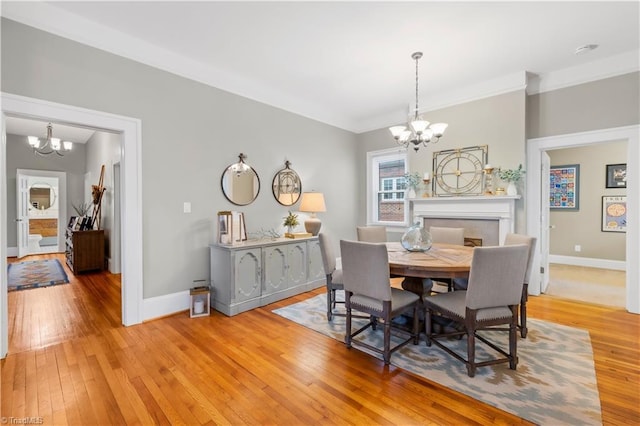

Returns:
432,145,488,196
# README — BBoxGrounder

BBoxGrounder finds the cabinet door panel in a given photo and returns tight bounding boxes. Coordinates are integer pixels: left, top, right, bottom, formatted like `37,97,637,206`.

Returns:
307,239,325,282
287,243,307,286
264,246,288,294
234,249,261,302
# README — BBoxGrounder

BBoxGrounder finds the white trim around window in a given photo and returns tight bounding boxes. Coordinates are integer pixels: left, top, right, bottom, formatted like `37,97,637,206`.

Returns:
366,147,409,227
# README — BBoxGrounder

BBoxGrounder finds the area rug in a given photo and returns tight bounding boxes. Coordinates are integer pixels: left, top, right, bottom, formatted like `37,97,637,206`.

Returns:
7,259,69,292
273,293,602,425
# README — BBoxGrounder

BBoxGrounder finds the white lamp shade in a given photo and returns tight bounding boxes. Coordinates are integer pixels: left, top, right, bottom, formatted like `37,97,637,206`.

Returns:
430,123,448,137
299,192,326,213
389,126,407,138
63,141,73,150
50,138,61,150
410,119,430,134
28,136,40,148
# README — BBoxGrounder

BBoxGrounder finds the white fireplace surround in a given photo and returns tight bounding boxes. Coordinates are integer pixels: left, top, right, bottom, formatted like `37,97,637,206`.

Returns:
411,195,520,244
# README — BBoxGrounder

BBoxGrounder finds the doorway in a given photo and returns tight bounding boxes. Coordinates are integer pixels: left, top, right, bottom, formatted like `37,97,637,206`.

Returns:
1,93,144,358
526,125,640,314
17,170,67,257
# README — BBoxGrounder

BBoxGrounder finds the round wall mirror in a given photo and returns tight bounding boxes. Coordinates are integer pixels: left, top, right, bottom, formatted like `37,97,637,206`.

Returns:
272,160,301,206
29,182,57,210
221,153,261,206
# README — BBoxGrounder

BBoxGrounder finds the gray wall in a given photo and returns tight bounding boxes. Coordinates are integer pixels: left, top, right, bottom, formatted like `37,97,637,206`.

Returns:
85,131,121,270
2,18,359,299
5,133,87,246
356,90,528,234
549,142,627,260
527,72,640,139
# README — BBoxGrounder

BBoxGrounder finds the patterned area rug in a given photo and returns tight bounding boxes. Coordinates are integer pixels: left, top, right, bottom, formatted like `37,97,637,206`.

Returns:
8,259,69,292
273,293,602,425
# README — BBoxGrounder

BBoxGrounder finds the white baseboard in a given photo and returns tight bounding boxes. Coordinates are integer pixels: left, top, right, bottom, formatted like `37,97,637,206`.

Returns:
142,290,190,321
7,247,17,257
549,255,626,271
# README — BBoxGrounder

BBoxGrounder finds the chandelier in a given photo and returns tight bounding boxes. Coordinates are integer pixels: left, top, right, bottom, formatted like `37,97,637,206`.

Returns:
27,123,73,157
389,52,448,152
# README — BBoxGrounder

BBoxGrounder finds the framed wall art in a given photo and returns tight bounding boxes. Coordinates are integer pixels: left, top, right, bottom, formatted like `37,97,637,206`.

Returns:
549,164,580,210
606,163,626,188
602,195,627,232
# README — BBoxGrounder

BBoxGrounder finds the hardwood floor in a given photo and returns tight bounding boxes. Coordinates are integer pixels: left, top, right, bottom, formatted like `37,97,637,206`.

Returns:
3,254,639,425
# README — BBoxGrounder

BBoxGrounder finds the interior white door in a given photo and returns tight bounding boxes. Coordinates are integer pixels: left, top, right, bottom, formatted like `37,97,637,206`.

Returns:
16,172,29,258
540,151,551,293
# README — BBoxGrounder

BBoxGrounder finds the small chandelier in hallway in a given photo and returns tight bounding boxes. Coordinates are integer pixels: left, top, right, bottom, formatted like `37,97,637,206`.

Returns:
28,122,73,157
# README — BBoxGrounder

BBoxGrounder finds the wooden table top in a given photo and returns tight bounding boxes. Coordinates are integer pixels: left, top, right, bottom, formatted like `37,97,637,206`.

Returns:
386,242,474,279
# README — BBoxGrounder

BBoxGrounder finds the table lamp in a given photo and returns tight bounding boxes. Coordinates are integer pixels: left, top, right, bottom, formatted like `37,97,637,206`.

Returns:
299,192,326,236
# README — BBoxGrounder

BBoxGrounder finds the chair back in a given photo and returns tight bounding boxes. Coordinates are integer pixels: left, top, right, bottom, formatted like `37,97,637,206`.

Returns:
429,226,464,245
504,233,537,285
465,245,529,310
356,226,387,243
318,233,336,275
340,240,392,301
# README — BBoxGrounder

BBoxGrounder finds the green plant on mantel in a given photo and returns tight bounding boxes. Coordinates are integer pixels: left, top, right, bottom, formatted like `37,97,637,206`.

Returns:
403,172,422,190
497,164,526,182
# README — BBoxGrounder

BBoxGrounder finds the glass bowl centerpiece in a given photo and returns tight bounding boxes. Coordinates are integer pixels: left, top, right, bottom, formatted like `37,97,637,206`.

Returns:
401,222,432,252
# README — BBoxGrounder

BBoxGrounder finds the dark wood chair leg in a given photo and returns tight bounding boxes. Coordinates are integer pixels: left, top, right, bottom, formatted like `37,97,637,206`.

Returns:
466,309,476,377
510,306,518,370
520,284,528,338
345,292,352,347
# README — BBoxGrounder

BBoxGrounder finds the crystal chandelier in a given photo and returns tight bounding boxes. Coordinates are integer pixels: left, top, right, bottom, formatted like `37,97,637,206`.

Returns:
28,122,73,157
389,52,448,152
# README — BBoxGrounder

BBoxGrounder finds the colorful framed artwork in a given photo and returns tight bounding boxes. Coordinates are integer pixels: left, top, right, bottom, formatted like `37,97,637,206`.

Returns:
602,195,627,232
605,163,626,188
550,164,580,210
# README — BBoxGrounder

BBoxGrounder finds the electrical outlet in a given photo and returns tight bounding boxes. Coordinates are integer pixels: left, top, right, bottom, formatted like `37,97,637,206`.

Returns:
574,245,581,252
183,202,191,213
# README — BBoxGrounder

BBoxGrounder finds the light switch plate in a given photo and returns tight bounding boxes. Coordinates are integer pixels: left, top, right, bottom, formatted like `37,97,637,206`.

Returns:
183,202,191,213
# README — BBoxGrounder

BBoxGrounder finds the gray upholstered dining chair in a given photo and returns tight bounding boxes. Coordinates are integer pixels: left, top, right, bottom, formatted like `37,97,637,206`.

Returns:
423,244,529,377
451,233,537,338
319,233,344,321
340,239,420,365
356,226,387,243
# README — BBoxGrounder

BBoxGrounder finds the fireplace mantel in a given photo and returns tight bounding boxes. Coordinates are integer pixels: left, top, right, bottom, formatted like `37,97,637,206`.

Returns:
411,195,520,244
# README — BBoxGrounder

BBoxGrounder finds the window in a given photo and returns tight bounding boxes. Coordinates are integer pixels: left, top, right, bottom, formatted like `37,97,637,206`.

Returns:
366,149,409,225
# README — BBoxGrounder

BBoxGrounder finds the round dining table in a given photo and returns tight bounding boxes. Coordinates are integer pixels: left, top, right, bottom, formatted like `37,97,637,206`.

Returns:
386,242,474,296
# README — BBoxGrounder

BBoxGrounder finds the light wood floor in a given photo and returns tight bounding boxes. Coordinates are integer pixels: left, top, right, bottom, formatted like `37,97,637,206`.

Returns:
3,254,639,425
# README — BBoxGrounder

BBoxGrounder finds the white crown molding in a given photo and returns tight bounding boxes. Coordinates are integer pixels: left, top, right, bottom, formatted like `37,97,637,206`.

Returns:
3,2,637,134
527,50,640,95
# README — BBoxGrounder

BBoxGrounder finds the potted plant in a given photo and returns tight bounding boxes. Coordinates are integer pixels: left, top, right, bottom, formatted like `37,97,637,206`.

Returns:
497,164,525,195
283,211,299,233
403,172,422,199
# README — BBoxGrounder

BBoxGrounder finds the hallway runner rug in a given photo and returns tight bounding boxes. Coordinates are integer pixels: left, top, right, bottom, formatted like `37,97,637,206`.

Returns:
8,259,69,292
273,293,602,425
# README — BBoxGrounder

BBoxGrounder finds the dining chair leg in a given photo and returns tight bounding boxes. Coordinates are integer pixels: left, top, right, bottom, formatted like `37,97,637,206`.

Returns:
510,306,518,370
520,284,528,338
424,308,432,347
327,287,333,321
412,303,419,344
466,311,477,377
345,293,352,347
383,319,391,365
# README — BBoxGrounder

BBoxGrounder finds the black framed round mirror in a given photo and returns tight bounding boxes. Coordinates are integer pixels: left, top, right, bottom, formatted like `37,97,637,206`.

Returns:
221,153,260,206
272,160,301,206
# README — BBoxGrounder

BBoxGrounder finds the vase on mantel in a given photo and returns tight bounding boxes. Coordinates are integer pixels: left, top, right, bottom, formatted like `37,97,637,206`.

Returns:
407,188,417,199
506,181,518,196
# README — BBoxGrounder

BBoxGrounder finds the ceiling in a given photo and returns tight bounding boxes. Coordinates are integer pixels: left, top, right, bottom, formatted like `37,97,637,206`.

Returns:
2,1,639,134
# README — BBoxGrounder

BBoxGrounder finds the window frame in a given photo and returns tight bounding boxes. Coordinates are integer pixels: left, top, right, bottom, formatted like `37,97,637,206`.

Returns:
366,148,410,227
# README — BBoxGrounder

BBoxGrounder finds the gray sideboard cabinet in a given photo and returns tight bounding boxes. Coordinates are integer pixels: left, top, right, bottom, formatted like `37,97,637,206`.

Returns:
210,237,325,316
